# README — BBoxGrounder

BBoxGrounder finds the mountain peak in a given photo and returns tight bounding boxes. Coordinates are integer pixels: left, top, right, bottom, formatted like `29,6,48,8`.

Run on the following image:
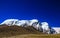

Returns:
0,19,60,34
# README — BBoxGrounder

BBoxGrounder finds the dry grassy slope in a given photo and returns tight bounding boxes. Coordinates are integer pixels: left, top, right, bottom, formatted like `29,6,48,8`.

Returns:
0,25,60,38
6,34,60,38
0,25,43,37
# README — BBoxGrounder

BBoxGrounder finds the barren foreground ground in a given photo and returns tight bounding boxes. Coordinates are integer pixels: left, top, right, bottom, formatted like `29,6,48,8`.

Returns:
2,34,60,38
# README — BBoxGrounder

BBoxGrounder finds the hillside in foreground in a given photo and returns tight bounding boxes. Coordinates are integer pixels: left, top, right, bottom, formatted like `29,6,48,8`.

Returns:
0,25,60,38
0,24,43,37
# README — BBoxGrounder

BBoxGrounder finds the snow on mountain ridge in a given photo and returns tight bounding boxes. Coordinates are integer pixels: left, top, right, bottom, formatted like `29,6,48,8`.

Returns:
0,19,39,27
1,19,19,26
0,19,51,34
0,19,60,34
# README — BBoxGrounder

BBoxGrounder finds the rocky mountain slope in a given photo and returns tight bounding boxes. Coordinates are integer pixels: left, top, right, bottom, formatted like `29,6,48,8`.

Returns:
0,24,43,37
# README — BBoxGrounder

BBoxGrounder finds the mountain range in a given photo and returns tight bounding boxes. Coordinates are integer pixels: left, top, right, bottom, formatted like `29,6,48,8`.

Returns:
0,19,60,34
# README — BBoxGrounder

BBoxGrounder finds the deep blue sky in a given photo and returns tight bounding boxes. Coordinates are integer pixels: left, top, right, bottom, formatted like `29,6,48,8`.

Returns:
0,0,60,27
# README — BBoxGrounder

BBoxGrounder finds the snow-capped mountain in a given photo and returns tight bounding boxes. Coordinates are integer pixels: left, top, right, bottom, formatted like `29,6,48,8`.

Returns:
0,19,60,34
51,27,60,34
0,19,39,26
41,22,50,34
0,19,41,30
0,19,19,26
